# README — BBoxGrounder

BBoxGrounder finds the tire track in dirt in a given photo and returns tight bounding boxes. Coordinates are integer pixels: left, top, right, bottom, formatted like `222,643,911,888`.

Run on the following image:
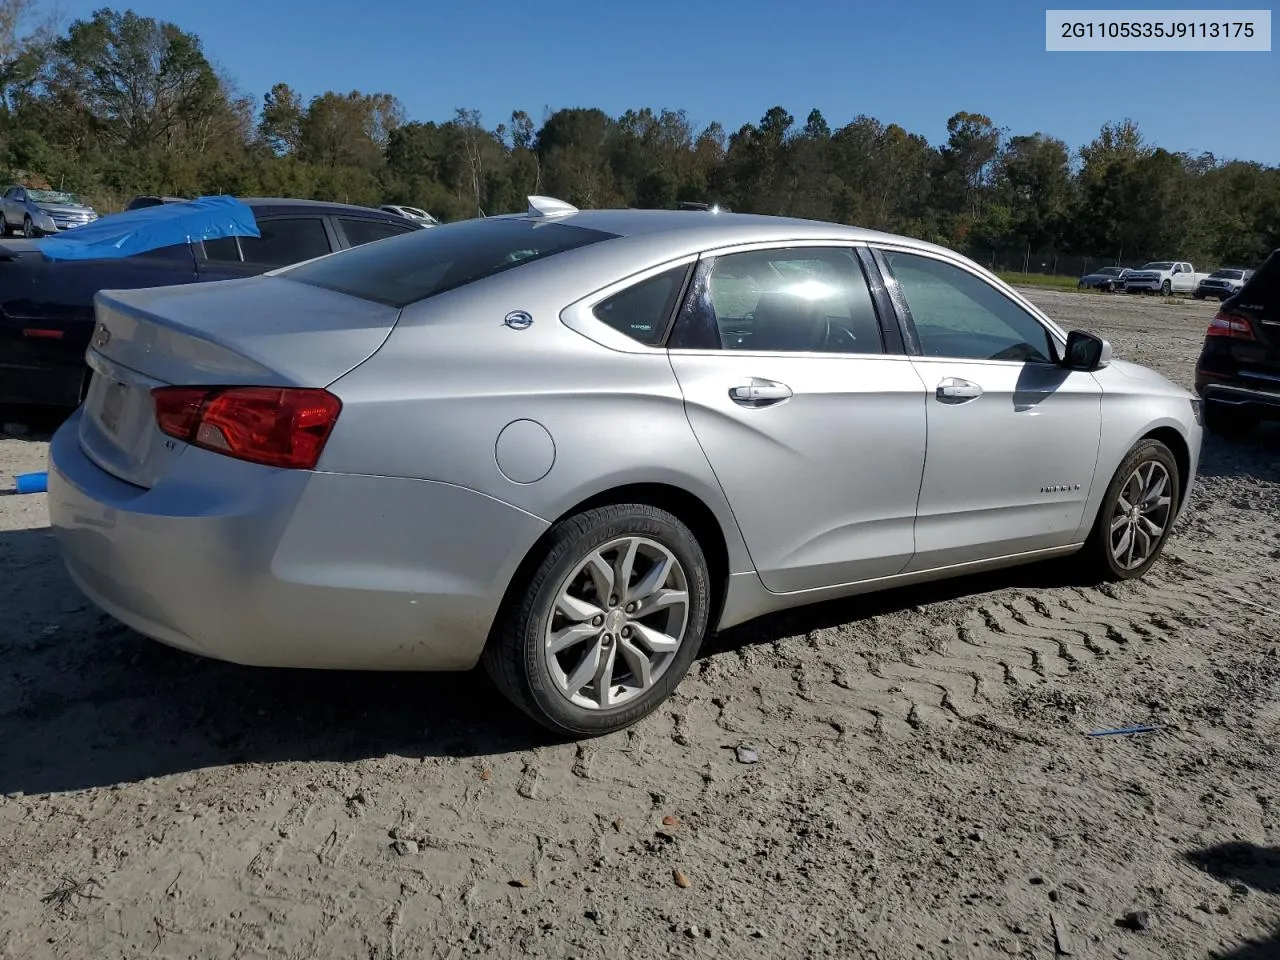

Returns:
689,552,1259,748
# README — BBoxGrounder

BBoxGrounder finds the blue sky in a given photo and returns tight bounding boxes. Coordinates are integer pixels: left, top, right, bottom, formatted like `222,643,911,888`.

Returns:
55,0,1279,163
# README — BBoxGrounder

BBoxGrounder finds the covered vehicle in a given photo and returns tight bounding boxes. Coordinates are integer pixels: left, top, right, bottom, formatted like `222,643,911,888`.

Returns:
0,196,424,406
2,186,98,236
1194,249,1280,435
1077,266,1131,292
47,196,1203,737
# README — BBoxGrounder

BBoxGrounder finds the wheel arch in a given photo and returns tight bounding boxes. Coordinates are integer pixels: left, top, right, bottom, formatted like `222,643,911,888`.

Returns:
1141,425,1192,510
491,482,734,646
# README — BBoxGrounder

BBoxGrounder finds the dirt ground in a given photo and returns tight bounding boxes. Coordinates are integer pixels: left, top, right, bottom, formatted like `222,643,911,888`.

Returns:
1,288,1277,960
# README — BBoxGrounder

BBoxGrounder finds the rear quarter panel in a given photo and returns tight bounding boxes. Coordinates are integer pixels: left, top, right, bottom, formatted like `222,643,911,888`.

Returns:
320,256,756,577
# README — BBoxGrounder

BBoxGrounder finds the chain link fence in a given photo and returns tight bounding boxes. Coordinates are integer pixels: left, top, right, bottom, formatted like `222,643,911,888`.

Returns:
968,248,1154,279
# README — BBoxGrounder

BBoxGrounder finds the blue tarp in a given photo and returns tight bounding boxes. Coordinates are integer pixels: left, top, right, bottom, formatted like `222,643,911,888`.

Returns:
38,195,261,262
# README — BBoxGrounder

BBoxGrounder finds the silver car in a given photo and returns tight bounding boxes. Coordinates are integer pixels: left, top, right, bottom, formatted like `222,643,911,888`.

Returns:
47,198,1204,736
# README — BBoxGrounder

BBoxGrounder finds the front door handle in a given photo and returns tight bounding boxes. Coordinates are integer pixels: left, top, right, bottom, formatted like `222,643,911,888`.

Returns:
936,377,983,403
729,378,793,407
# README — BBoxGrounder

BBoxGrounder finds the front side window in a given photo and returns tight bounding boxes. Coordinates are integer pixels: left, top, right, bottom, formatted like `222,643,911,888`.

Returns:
669,247,883,354
592,265,689,345
239,217,331,267
283,217,617,308
880,250,1054,363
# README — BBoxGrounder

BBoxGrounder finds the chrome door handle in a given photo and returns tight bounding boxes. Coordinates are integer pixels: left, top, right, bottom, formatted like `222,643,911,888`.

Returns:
936,377,983,403
728,378,793,407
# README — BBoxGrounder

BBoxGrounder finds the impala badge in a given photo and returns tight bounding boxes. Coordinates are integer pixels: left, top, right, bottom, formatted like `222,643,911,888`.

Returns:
503,310,534,331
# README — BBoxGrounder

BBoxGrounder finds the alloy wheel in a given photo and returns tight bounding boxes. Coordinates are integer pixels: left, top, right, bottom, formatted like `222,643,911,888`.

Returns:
543,536,690,710
1109,461,1173,570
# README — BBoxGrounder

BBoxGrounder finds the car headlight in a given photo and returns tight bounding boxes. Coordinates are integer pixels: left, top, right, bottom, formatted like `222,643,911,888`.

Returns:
34,212,57,233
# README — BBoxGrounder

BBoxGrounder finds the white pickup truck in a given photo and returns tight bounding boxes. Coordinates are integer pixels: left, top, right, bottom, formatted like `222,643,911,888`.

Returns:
1123,261,1208,296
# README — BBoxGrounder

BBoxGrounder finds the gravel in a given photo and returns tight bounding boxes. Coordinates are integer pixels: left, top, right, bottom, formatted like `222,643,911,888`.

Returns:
1,289,1276,959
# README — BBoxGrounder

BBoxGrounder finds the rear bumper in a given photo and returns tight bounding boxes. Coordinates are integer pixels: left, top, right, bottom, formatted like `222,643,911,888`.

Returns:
47,410,549,670
1197,381,1280,421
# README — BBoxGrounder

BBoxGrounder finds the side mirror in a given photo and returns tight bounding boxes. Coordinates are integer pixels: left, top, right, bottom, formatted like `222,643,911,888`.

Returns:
1061,330,1112,371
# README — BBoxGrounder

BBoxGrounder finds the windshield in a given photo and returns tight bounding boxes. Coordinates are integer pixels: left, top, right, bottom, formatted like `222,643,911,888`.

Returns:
1140,262,1174,270
283,216,618,308
1210,269,1243,279
27,190,81,205
1097,267,1122,276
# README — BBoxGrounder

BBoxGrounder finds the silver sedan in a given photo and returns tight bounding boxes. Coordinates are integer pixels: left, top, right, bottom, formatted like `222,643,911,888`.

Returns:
48,198,1204,736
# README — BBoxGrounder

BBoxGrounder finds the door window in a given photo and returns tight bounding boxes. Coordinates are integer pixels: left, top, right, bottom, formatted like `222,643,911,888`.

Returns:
670,247,883,354
338,217,417,248
880,250,1055,363
239,217,331,267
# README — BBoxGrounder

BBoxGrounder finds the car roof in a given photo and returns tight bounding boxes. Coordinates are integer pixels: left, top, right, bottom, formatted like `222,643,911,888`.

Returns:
492,207,958,259
241,197,410,217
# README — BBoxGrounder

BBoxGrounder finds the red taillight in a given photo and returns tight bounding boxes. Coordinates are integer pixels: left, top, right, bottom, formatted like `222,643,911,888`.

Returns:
152,386,342,470
1206,312,1255,340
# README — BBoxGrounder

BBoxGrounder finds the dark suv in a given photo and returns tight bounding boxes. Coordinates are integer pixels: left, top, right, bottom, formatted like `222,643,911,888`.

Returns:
1194,248,1280,436
1,198,423,406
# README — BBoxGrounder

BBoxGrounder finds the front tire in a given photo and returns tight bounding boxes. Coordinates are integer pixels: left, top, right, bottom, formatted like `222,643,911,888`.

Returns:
1160,280,1171,296
1082,439,1180,581
483,503,712,737
21,216,34,238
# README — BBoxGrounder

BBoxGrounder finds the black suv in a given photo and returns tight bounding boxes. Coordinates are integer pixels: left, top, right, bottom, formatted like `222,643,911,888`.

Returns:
0,198,423,406
1194,248,1280,436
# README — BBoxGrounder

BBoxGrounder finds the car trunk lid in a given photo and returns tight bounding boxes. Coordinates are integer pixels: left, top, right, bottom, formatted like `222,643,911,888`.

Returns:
79,275,400,488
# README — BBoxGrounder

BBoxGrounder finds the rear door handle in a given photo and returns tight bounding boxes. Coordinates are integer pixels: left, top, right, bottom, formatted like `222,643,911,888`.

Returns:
729,378,793,407
936,377,983,403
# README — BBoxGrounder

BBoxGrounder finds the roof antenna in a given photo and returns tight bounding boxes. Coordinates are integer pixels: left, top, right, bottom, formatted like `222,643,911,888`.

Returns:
527,195,579,218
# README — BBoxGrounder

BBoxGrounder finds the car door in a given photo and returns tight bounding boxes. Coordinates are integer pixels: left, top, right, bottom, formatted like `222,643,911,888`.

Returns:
196,215,335,281
666,243,927,594
872,247,1103,571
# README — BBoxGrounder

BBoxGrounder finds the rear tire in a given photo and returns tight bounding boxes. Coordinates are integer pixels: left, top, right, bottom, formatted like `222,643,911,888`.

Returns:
1205,404,1258,438
1081,439,1180,582
483,503,711,738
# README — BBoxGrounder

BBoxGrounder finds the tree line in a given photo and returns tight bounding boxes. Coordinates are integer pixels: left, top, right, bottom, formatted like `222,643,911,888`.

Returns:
1,3,1277,267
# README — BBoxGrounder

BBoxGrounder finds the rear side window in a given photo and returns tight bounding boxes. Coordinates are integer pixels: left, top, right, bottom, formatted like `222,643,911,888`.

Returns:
283,217,617,308
203,237,242,262
240,217,331,267
339,217,416,247
592,265,689,345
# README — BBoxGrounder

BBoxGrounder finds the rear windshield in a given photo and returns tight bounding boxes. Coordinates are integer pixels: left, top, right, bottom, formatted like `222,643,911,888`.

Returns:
282,217,617,308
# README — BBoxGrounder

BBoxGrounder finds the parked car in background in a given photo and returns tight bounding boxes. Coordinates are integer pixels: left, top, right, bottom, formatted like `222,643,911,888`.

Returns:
0,197,425,407
1078,266,1131,292
2,186,99,236
1194,248,1280,436
46,196,1203,737
381,204,439,225
124,195,188,211
1194,267,1254,301
1124,261,1208,296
